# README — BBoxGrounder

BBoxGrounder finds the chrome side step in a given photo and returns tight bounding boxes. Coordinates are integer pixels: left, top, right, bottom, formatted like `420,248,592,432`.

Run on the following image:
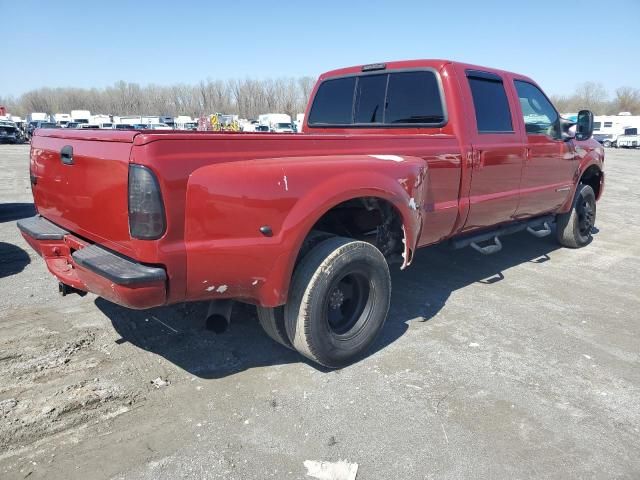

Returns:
526,222,552,238
470,236,502,255
451,215,555,255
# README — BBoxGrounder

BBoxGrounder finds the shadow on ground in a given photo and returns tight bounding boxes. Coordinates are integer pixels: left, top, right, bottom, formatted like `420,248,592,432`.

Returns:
98,230,561,379
0,203,36,223
0,241,31,279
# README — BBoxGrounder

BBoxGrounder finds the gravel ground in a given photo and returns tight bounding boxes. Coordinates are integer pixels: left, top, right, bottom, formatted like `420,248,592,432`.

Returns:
0,144,638,479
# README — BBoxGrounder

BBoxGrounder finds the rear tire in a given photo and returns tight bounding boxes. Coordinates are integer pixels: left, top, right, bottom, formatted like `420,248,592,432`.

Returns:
256,230,334,350
556,184,596,248
285,237,391,368
257,306,292,349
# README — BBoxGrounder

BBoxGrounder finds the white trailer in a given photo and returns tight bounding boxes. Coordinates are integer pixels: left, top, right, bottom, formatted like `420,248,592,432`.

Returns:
141,116,160,125
89,115,111,128
593,113,640,147
27,113,49,123
71,110,91,124
113,116,141,126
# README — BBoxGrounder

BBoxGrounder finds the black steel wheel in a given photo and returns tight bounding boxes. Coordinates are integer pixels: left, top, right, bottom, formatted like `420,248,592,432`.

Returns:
285,237,391,368
557,184,597,248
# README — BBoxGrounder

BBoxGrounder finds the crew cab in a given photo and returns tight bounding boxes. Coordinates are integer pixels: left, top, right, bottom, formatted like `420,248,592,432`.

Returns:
18,59,603,368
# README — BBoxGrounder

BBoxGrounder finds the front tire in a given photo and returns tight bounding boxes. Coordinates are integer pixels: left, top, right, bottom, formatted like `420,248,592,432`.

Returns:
556,184,596,248
285,237,391,368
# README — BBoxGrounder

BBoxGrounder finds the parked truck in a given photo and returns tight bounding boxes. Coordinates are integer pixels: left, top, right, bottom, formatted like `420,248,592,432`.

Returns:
616,127,640,148
18,59,603,368
53,113,72,127
258,113,292,131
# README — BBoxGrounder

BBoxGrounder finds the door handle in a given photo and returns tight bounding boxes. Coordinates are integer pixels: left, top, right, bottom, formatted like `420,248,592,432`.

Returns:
61,145,74,165
525,147,531,162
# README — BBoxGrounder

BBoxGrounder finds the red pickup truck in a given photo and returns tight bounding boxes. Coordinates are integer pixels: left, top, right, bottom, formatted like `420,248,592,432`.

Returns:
19,59,603,368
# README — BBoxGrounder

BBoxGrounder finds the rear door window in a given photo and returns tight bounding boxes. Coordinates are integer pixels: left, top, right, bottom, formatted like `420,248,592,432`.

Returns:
467,72,513,133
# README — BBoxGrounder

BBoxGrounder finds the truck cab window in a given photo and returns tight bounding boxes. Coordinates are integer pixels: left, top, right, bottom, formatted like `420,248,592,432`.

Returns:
467,73,513,133
308,70,445,127
385,71,444,124
354,74,387,123
514,80,561,140
308,77,356,125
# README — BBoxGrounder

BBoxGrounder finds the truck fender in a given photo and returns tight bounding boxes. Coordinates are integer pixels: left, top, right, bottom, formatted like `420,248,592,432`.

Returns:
558,142,604,213
184,154,428,306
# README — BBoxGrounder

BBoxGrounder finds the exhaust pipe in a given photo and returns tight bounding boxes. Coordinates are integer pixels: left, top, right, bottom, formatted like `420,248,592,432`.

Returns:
58,282,87,297
205,300,234,333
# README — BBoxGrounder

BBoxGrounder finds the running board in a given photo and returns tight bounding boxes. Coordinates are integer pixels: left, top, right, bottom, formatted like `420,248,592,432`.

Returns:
452,215,555,254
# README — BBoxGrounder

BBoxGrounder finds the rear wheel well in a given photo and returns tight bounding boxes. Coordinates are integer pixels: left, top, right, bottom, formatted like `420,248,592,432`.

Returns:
580,166,602,199
298,197,406,266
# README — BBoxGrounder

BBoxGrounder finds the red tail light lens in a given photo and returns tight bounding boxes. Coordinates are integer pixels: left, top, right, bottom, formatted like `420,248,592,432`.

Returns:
128,165,166,240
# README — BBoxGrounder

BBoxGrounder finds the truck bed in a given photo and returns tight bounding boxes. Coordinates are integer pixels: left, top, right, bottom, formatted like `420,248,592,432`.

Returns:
30,128,462,305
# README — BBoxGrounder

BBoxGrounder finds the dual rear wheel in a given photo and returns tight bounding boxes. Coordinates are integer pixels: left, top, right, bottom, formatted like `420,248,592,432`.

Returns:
257,237,391,368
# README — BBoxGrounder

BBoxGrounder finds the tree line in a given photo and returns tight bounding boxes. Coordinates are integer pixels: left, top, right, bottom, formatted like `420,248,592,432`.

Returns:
1,78,639,119
0,77,317,120
549,82,640,115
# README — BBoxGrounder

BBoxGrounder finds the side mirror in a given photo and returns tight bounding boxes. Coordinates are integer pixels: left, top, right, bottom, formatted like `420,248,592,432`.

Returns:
575,110,594,141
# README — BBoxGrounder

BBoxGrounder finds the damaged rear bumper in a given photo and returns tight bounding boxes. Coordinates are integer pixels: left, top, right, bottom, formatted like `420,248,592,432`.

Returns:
17,215,167,309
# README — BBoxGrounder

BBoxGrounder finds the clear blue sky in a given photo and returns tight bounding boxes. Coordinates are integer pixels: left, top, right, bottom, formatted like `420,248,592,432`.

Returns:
2,0,638,98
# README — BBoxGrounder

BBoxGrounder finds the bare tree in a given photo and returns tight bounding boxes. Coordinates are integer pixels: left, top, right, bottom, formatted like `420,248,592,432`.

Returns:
611,86,640,114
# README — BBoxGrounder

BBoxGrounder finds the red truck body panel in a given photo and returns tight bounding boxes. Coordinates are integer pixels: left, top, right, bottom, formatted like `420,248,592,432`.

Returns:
22,59,604,310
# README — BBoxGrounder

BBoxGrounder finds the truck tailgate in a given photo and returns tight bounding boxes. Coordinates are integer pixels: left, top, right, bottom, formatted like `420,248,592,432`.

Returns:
30,130,138,254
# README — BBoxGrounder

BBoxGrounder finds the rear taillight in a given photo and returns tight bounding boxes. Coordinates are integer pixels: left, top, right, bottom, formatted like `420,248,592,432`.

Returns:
128,165,166,240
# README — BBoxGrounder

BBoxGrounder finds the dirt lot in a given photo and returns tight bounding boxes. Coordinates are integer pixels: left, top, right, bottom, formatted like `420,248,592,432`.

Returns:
0,144,638,479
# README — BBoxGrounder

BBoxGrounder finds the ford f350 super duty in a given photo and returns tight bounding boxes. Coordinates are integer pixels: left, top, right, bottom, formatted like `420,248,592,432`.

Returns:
18,59,603,368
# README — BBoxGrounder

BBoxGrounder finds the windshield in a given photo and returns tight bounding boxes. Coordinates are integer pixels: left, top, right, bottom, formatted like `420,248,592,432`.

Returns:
276,123,292,128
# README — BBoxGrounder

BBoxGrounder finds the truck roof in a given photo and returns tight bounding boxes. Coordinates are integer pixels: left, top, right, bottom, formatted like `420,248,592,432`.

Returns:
319,59,534,84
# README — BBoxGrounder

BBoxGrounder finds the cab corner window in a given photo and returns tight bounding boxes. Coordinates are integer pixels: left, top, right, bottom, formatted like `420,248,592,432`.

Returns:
514,80,561,140
467,72,513,133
